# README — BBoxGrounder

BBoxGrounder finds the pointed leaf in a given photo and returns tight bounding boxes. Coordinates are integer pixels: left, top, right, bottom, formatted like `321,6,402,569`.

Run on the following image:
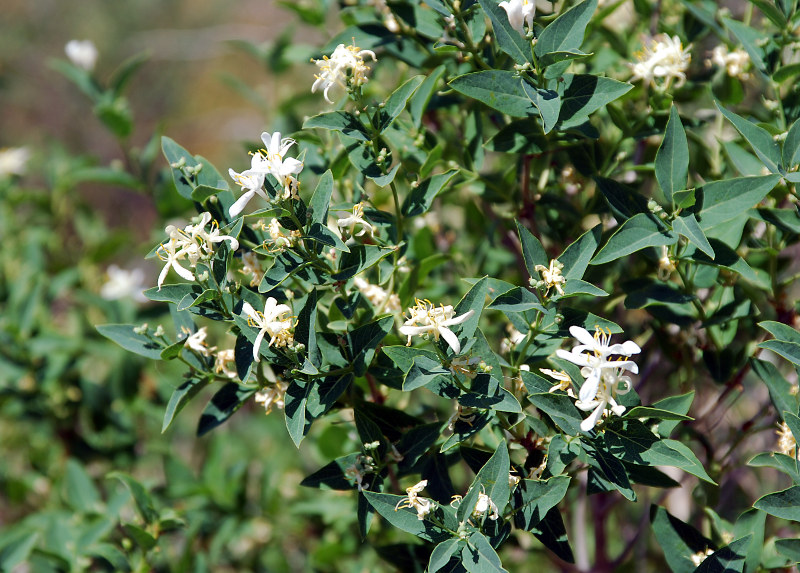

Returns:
534,0,597,57
591,213,677,265
557,74,633,130
656,105,689,206
479,0,531,65
449,71,536,117
379,75,425,132
196,382,257,437
753,486,800,521
162,378,209,433
304,111,370,140
672,214,714,258
96,324,164,360
717,103,782,174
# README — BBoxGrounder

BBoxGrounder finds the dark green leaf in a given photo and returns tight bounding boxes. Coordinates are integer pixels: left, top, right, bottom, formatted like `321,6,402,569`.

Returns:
534,0,597,57
672,213,714,258
479,0,532,65
696,175,780,230
717,103,782,173
556,74,633,130
516,220,548,278
462,532,508,572
449,71,536,117
96,324,164,360
591,213,677,265
196,383,257,437
109,472,159,524
402,169,458,217
429,539,461,573
380,75,425,132
528,393,583,435
650,505,715,573
64,458,102,513
304,111,370,140
656,105,689,206
310,170,334,225
559,224,602,280
513,476,570,531
162,378,209,433
410,65,446,128
362,491,455,543
522,83,561,134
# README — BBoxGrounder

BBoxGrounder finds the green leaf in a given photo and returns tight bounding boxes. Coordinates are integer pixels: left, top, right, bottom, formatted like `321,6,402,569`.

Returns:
694,536,750,573
561,279,608,297
651,505,715,573
122,523,157,550
692,239,767,288
559,224,602,280
161,136,197,200
96,324,164,360
429,538,462,572
410,65,446,128
309,170,334,225
362,491,455,543
462,532,509,572
753,486,800,521
479,0,531,65
717,103,782,173
530,508,574,563
748,452,800,484
584,436,635,500
594,176,651,218
783,117,800,171
528,393,583,435
71,166,143,190
521,84,561,134
556,74,633,130
747,0,788,26
489,286,546,313
672,213,714,258
673,188,696,210
774,62,800,83
623,407,693,422
64,458,102,513
752,358,800,419
349,315,394,376
109,472,159,524
534,0,597,58
662,439,717,484
285,380,313,447
304,111,370,141
775,538,800,562
513,476,571,531
449,71,536,117
402,169,458,217
539,49,592,67
380,75,425,132
757,340,800,368
196,382,257,437
656,105,689,206
0,531,39,571
591,213,677,265
162,378,209,433
722,16,767,71
333,245,394,281
759,320,800,344
516,221,548,277
652,391,695,437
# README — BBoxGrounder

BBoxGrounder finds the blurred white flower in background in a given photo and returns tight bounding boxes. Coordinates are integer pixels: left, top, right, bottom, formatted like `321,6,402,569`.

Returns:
0,147,31,177
711,45,750,80
65,39,98,72
100,265,148,303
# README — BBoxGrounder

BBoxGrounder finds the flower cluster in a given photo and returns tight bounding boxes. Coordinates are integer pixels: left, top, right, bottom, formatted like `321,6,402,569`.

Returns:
228,131,304,217
156,212,239,290
711,45,750,80
254,377,290,414
312,43,377,104
556,326,641,432
100,265,148,303
337,202,375,238
534,259,566,297
399,299,474,355
630,34,691,88
394,480,435,520
499,0,535,36
473,490,500,521
242,297,294,361
354,277,401,312
183,326,216,357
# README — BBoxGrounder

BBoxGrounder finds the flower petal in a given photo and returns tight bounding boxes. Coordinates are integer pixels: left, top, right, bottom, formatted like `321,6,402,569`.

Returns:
439,327,461,355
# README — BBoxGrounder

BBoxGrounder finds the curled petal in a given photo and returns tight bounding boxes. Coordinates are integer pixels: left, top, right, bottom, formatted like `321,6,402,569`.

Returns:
439,327,461,355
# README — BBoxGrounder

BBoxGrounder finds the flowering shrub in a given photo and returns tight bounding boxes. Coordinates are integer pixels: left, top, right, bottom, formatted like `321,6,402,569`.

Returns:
65,0,800,570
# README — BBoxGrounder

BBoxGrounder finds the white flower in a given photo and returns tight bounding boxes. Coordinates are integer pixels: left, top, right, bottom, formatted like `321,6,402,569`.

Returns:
395,480,435,520
337,202,375,237
312,43,377,104
240,251,264,287
183,327,216,357
0,147,31,177
711,45,750,80
575,369,631,432
630,34,691,88
776,421,798,459
498,0,535,36
354,277,401,312
215,349,238,379
229,154,268,217
690,548,715,567
556,326,640,404
242,298,294,361
399,299,474,354
657,245,676,281
540,368,574,396
155,213,238,290
265,218,300,252
473,490,500,521
65,39,98,71
253,131,304,199
100,265,148,303
254,377,290,414
534,259,566,297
